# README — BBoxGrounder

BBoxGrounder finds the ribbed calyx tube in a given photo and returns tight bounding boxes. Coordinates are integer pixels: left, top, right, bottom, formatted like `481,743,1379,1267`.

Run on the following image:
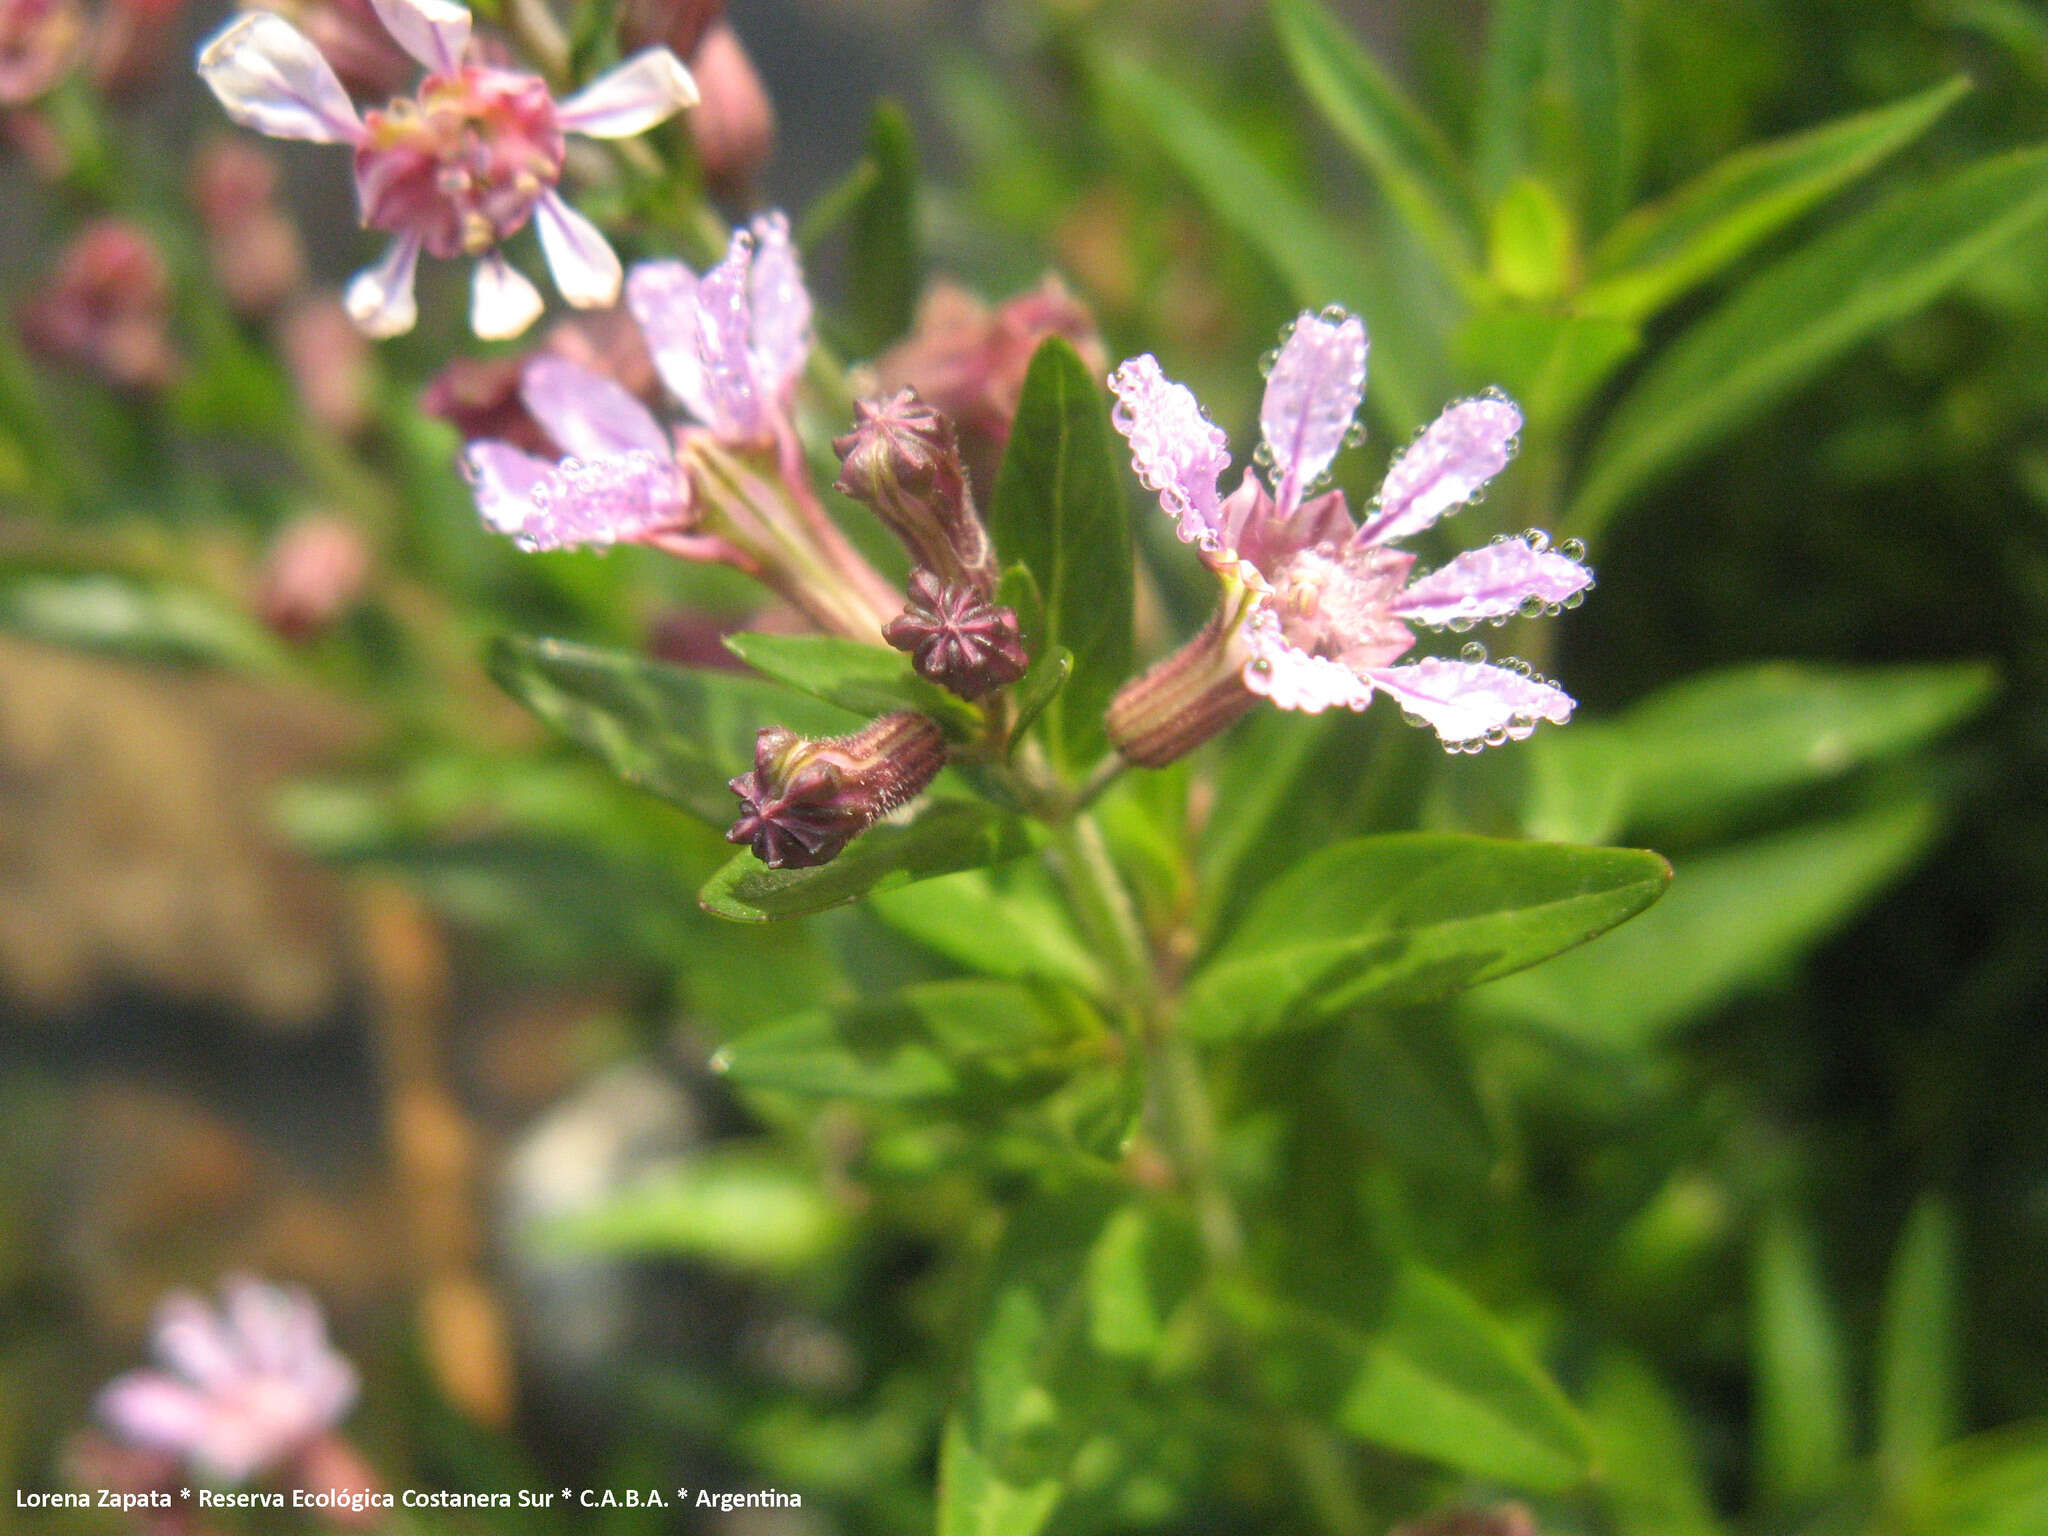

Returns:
726,711,948,869
1105,607,1260,768
833,389,1001,597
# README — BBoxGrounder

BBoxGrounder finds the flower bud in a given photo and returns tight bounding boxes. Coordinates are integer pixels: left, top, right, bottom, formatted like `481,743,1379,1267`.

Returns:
191,138,305,317
281,295,374,437
833,390,999,596
727,711,946,869
17,219,176,392
258,513,371,642
1104,607,1258,768
685,22,773,197
619,0,722,59
882,568,1028,700
0,0,82,106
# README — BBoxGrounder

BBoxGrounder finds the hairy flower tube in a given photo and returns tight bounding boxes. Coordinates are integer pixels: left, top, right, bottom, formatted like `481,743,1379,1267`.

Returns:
463,213,899,639
96,1276,359,1485
833,388,1001,597
727,711,947,869
1105,308,1592,762
197,0,697,338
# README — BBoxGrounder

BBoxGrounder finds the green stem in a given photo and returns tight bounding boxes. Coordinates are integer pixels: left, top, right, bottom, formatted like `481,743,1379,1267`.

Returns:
1047,813,1154,1017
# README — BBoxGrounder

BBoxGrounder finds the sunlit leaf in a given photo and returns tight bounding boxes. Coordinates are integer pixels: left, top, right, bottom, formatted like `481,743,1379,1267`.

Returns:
539,1149,844,1272
1588,1353,1724,1536
721,630,979,733
868,863,1105,995
1180,835,1671,1039
1754,1212,1853,1505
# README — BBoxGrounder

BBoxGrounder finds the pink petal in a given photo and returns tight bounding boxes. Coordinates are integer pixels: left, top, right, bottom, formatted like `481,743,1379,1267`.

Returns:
196,13,364,145
520,449,688,550
225,1279,295,1374
744,212,810,400
366,0,470,73
557,47,698,137
1108,354,1231,549
1391,538,1593,628
693,229,770,440
472,252,544,339
521,356,667,460
534,190,623,309
152,1294,243,1387
342,234,420,337
626,259,713,422
1356,393,1523,549
1260,309,1367,510
1364,656,1575,747
1241,607,1373,713
464,440,556,533
97,1373,214,1453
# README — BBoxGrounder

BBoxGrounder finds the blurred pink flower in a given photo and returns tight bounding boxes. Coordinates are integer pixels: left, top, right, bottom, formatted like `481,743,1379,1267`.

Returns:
258,513,372,640
0,0,82,105
280,294,375,435
197,0,698,338
191,137,306,316
420,305,657,455
18,218,177,391
1109,310,1592,751
684,21,771,196
97,1277,359,1485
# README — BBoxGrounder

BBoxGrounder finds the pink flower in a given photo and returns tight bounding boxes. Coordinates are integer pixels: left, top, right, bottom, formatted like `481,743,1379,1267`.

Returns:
462,210,808,551
96,1277,358,1485
1108,310,1592,750
0,0,83,104
197,0,697,338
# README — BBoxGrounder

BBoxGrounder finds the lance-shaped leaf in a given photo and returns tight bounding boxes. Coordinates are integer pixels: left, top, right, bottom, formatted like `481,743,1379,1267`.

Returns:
1235,1266,1594,1490
700,799,1033,921
1582,75,1969,322
489,635,856,824
712,979,1105,1103
1179,834,1670,1040
1475,0,1633,229
0,574,290,674
1754,1212,1853,1505
842,100,920,357
869,863,1105,996
721,630,979,733
1470,797,1941,1048
1568,143,2048,539
938,1417,1061,1536
1272,0,1485,278
988,339,1132,769
1878,1197,1962,1490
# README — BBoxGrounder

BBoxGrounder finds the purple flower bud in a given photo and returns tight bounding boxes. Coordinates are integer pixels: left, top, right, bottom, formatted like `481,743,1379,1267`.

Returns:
833,389,1000,596
727,711,946,869
882,568,1030,700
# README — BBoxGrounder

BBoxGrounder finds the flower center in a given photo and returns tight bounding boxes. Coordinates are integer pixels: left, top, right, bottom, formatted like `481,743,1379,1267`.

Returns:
1272,542,1416,670
355,66,565,259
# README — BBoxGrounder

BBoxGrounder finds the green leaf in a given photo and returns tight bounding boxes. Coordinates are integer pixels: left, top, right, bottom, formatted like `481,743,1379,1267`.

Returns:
1754,1212,1853,1505
1523,661,1998,844
1095,50,1438,432
1588,1353,1724,1536
1007,647,1072,752
721,630,978,732
1472,798,1942,1047
987,339,1132,768
1270,0,1485,277
842,100,920,356
1085,1206,1202,1361
712,979,1103,1103
0,574,288,673
1455,306,1640,427
1489,177,1581,301
1879,1197,1962,1490
1475,0,1633,228
1903,1425,2048,1536
1583,76,1970,322
538,1149,843,1272
937,1416,1061,1536
489,636,856,825
1569,144,2048,539
1179,834,1671,1040
699,800,1034,921
1244,1267,1593,1490
868,863,1105,996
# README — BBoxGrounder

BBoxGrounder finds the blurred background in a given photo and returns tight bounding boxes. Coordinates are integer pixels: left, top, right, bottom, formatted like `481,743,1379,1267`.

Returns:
3,0,2047,1531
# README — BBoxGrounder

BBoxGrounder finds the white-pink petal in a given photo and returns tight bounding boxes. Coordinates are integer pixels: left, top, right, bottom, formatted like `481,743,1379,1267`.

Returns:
1356,393,1523,549
367,0,470,73
472,252,545,339
464,441,556,533
152,1294,243,1387
1260,309,1367,510
693,230,770,440
521,356,667,460
521,450,688,551
1365,656,1574,746
1108,354,1232,549
1391,539,1592,628
1241,607,1373,713
196,13,364,145
745,212,810,400
97,1374,215,1452
342,234,421,337
557,47,698,137
533,189,623,309
626,260,713,422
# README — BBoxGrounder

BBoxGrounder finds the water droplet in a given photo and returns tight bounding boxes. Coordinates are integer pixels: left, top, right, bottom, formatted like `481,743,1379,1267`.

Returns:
1257,348,1279,377
1449,616,1478,633
1518,594,1547,618
1401,710,1427,729
1252,441,1275,468
1562,590,1585,609
1521,528,1550,553
1319,303,1350,324
1484,725,1509,747
1460,641,1488,663
1342,421,1368,449
1559,538,1586,561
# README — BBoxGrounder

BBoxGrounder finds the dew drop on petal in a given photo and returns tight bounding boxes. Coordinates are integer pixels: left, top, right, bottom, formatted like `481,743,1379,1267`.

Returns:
1521,528,1550,552
1559,537,1586,561
1460,640,1488,663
